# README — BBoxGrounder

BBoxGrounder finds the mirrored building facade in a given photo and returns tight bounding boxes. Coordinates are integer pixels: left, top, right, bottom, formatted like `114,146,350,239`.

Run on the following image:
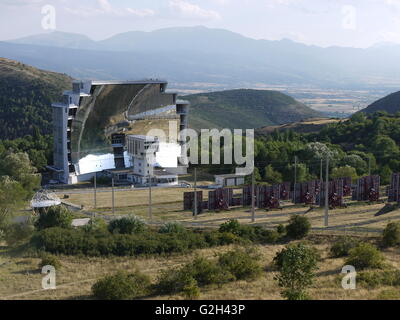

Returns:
49,80,189,184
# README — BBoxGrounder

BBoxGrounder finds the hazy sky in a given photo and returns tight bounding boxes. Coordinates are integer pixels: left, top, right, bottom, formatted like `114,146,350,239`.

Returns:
1,0,400,48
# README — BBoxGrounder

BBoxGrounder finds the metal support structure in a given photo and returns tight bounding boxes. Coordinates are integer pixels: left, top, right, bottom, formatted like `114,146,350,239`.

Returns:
324,157,329,227
194,168,198,219
111,176,115,215
320,158,323,206
251,170,255,222
94,172,97,209
148,175,153,222
368,157,371,176
293,156,297,203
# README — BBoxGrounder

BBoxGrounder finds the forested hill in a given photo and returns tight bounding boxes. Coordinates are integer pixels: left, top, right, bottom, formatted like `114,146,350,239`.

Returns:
184,89,322,131
360,91,400,115
0,57,72,139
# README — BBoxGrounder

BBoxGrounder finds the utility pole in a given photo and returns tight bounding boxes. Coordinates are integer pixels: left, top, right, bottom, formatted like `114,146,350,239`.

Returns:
111,176,115,215
396,173,400,204
293,156,297,203
148,174,153,222
251,170,255,223
368,157,371,176
324,157,329,227
320,158,323,206
94,172,97,209
194,168,198,220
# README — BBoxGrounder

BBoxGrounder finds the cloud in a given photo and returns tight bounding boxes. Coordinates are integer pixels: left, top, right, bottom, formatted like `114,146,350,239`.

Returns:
0,0,44,7
64,0,155,18
167,0,221,20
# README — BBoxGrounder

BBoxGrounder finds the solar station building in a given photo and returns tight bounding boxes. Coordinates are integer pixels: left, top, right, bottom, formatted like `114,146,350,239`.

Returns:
48,80,189,185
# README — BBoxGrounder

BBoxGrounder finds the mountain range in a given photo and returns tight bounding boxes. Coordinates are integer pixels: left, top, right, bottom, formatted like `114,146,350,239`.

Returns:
2,27,400,89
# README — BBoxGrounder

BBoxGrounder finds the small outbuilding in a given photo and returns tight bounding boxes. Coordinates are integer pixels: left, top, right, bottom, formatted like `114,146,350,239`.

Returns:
215,174,246,187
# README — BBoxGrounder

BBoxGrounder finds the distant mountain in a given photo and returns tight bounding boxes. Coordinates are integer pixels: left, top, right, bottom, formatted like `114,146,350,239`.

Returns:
3,26,400,89
361,91,400,114
185,89,322,131
9,31,100,50
0,58,71,139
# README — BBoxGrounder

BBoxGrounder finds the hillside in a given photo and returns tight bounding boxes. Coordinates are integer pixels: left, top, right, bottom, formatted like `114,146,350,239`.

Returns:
0,58,72,139
361,91,400,114
256,118,345,137
184,89,322,131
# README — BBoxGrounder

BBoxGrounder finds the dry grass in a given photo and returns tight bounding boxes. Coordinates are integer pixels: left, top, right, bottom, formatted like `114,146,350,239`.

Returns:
2,236,400,301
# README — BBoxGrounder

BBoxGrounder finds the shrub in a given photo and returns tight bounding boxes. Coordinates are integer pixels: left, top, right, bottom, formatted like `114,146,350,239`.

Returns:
108,216,146,235
155,267,195,295
273,243,319,300
277,224,286,235
39,254,62,270
82,218,108,233
286,215,311,239
382,222,400,247
217,248,262,280
34,206,73,230
92,271,151,300
182,278,200,300
345,243,385,270
4,221,34,246
218,220,279,244
159,222,186,234
184,256,234,287
219,219,242,235
330,237,360,258
358,270,400,288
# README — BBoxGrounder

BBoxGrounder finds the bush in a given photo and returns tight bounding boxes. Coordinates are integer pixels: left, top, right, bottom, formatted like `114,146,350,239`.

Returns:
345,243,385,270
330,237,360,258
218,220,279,244
217,248,262,280
155,267,195,295
358,270,400,288
182,278,200,300
4,221,34,246
273,243,319,300
34,206,73,230
39,254,62,270
159,222,186,234
286,215,311,239
185,256,234,287
108,216,146,235
219,220,242,235
92,271,151,300
277,224,286,235
382,222,400,247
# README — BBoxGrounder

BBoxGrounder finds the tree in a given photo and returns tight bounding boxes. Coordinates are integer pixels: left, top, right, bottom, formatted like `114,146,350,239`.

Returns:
34,206,73,230
286,215,311,239
0,152,40,197
341,155,367,176
264,165,283,184
380,165,392,185
331,166,358,182
274,243,319,300
0,176,27,240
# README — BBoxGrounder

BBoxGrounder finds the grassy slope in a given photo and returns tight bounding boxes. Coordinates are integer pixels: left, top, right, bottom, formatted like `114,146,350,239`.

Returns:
361,91,400,114
0,57,72,139
184,89,322,131
2,236,399,300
